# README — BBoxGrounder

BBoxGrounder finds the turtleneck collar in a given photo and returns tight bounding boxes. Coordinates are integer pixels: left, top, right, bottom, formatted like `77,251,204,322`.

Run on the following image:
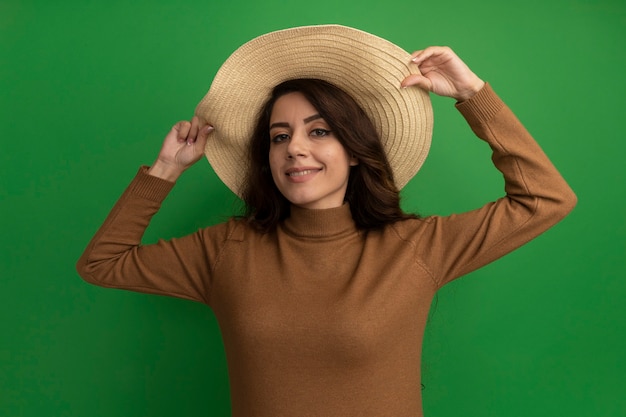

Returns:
281,203,358,238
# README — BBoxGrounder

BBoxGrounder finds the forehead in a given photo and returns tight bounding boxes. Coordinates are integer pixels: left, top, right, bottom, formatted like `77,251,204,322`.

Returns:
270,92,318,119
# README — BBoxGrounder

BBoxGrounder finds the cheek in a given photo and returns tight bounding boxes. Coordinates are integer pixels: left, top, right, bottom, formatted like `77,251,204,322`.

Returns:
268,147,278,169
268,150,282,181
331,148,353,173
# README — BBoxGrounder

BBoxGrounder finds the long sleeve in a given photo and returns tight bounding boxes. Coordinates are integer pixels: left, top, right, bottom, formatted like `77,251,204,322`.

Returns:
409,83,577,288
76,166,229,304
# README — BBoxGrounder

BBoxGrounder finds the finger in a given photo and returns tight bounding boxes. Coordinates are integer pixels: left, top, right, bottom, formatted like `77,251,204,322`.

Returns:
409,49,424,60
191,124,214,149
410,47,438,65
410,46,449,65
401,73,432,91
176,121,191,143
185,116,202,144
410,52,425,66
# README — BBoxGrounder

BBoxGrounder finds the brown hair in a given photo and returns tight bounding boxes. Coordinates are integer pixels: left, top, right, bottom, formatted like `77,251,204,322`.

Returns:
241,78,417,232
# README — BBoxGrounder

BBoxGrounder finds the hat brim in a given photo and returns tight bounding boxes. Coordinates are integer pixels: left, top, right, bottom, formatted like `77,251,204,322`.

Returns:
195,24,433,197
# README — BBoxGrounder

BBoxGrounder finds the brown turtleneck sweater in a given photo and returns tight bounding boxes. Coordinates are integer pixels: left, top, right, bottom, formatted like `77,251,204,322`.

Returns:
76,84,576,417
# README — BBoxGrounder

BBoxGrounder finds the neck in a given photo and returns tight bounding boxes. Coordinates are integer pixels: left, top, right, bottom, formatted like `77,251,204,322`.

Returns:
282,203,357,238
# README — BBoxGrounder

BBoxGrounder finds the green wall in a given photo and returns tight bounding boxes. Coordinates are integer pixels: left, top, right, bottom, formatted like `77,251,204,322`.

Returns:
1,0,624,416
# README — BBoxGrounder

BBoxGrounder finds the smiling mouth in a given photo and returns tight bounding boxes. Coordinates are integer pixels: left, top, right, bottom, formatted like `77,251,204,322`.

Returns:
287,169,321,177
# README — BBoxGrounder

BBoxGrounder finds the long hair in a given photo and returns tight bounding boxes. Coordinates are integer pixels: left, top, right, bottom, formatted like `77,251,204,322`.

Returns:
241,78,417,232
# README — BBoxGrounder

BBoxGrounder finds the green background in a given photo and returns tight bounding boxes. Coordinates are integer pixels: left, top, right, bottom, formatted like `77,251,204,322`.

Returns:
1,0,624,416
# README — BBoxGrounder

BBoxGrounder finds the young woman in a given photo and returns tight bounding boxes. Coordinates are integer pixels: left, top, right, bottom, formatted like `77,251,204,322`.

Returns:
77,25,576,417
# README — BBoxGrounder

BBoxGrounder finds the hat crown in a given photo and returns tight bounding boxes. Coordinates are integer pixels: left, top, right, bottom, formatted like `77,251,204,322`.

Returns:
196,24,433,196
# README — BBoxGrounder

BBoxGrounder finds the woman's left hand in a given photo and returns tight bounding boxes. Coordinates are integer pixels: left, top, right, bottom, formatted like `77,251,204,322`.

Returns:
401,46,485,102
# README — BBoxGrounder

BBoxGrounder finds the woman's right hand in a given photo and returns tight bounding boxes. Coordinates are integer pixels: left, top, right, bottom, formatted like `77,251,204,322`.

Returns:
148,116,213,181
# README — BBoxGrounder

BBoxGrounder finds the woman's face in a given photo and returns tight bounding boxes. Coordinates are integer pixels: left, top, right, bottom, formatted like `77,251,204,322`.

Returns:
268,92,358,210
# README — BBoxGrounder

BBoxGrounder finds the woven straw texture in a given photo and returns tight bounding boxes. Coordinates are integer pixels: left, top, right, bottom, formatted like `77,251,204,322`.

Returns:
195,25,433,196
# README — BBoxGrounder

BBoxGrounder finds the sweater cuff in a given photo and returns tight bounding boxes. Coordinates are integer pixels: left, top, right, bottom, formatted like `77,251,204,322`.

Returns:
127,166,176,202
455,83,505,126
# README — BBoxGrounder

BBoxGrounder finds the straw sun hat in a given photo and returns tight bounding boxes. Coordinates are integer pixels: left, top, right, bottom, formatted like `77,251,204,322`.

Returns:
195,24,433,196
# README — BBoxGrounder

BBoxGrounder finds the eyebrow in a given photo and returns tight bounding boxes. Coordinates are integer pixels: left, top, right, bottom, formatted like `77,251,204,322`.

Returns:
269,114,323,130
303,114,322,124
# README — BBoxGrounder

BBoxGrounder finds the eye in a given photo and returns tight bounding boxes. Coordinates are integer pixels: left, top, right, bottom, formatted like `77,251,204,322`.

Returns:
271,133,290,143
311,128,332,137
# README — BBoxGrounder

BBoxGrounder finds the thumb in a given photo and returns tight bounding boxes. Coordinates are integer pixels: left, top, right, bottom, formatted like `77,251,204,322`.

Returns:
191,124,214,149
401,74,432,92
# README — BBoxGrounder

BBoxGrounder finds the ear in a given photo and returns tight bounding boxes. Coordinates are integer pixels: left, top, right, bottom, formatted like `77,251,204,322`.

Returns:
349,155,359,166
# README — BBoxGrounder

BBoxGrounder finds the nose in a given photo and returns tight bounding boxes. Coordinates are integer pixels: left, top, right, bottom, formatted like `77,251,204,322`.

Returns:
286,129,308,159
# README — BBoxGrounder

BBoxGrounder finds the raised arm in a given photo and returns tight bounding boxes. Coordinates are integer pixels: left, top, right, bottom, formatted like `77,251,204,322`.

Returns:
76,118,221,303
400,47,577,287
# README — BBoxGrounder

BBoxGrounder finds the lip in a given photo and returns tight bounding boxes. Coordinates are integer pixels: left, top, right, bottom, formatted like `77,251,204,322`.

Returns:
284,166,322,182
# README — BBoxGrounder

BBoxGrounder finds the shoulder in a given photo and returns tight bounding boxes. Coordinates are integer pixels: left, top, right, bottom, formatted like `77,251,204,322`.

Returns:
379,216,434,243
201,216,270,243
